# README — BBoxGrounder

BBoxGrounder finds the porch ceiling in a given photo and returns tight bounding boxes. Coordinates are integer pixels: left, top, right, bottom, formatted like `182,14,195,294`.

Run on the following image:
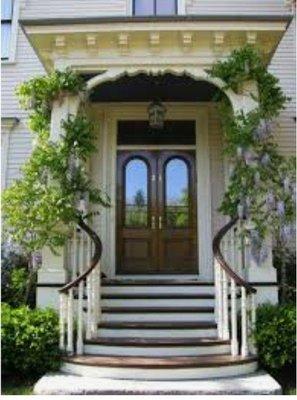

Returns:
87,73,221,102
20,15,291,72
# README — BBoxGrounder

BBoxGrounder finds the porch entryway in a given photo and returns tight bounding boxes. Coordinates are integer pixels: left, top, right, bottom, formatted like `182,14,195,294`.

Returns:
117,147,197,274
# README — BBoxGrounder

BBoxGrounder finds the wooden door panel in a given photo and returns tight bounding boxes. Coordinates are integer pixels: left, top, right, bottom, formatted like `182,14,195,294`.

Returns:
158,151,197,274
117,151,158,274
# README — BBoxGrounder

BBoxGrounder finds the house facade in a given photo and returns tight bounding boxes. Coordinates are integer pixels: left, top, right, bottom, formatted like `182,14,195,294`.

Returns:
1,0,296,385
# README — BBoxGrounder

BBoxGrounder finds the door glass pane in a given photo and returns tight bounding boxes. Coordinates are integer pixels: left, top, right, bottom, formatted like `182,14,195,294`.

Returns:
125,159,148,227
165,158,189,228
156,0,176,15
134,0,154,15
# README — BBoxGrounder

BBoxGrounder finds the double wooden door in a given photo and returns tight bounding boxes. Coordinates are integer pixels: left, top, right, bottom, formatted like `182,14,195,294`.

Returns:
117,150,197,274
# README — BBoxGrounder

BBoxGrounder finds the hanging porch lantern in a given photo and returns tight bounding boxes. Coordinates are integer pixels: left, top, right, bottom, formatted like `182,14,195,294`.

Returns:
147,100,166,129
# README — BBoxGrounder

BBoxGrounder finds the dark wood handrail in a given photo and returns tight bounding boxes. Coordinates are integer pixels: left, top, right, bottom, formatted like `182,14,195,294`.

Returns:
212,216,256,294
59,217,102,294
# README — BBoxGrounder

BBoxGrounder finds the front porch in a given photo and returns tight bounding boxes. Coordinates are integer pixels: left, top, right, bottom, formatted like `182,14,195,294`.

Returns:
18,13,290,385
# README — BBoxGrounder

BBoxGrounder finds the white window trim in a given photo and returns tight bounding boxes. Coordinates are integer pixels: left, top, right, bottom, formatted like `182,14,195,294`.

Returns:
2,0,20,64
127,0,186,16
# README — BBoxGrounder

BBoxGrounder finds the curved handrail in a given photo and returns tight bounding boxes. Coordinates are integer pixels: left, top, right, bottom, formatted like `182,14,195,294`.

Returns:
59,217,102,294
212,216,256,294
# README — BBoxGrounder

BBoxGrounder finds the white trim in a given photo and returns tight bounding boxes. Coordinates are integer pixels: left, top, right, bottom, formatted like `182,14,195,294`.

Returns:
90,103,212,280
127,0,133,16
178,0,186,15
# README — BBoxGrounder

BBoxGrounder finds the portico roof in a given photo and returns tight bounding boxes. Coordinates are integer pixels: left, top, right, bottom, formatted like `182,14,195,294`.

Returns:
20,14,292,72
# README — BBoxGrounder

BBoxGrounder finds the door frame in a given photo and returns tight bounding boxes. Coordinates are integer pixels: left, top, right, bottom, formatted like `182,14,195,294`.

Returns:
89,103,212,280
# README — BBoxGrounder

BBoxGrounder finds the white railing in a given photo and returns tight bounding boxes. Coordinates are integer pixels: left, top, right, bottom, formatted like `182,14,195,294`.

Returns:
59,219,102,355
213,217,257,357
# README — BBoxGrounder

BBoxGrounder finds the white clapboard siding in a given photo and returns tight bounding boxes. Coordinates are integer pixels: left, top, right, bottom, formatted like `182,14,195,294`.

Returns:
186,0,289,15
21,0,290,19
22,0,127,19
4,121,33,188
269,19,296,157
1,28,44,118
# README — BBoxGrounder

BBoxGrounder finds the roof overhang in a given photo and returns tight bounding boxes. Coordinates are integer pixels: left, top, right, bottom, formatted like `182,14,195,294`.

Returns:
20,15,292,73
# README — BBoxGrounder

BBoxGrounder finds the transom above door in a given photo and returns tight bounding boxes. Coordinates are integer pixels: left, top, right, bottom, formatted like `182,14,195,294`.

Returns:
117,150,197,274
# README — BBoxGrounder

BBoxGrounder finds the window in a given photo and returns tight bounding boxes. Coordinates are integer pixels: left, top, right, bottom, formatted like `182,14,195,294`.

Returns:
1,0,13,60
134,0,177,16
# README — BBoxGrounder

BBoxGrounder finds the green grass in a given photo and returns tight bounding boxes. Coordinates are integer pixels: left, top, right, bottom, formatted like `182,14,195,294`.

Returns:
1,376,36,395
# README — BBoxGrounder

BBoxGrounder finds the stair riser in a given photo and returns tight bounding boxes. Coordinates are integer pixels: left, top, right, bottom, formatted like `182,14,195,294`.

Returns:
83,344,230,357
102,286,214,295
102,313,215,322
61,361,258,381
102,299,215,307
97,328,217,338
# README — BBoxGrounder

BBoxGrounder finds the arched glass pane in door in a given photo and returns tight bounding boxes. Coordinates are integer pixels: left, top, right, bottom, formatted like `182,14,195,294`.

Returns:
125,159,148,227
165,158,189,228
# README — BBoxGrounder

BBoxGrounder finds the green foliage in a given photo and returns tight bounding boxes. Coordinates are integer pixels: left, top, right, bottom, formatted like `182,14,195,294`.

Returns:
254,303,296,370
1,303,61,378
208,45,295,250
3,268,29,308
3,70,110,253
208,45,288,117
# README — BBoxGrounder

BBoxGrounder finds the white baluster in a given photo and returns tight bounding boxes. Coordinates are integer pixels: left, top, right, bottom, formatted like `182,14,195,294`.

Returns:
96,261,101,324
91,268,97,336
241,287,248,357
59,293,66,351
72,229,77,279
230,279,238,356
214,261,220,325
217,264,223,338
230,228,236,273
67,288,74,354
222,270,230,340
86,274,92,340
76,232,84,355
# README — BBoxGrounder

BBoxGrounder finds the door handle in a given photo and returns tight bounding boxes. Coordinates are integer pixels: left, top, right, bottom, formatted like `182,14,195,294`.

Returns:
158,216,163,229
151,216,156,229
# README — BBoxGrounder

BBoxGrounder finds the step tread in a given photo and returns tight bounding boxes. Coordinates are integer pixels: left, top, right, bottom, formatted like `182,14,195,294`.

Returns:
85,337,229,347
98,321,217,329
101,306,214,313
102,293,214,299
102,279,214,287
63,354,257,368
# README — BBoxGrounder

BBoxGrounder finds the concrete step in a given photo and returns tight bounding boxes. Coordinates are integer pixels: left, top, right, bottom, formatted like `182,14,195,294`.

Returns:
34,370,281,395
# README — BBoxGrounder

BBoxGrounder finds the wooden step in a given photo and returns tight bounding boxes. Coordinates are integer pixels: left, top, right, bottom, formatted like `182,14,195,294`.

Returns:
102,293,214,299
85,337,229,347
98,321,216,329
63,354,257,369
101,306,214,313
102,279,214,287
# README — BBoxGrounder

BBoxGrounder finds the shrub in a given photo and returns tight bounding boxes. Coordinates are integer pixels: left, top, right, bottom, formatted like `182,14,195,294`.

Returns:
254,303,296,371
1,303,61,378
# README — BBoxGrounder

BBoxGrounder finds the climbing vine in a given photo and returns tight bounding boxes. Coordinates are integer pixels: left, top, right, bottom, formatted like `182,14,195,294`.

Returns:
208,45,295,263
3,69,110,253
